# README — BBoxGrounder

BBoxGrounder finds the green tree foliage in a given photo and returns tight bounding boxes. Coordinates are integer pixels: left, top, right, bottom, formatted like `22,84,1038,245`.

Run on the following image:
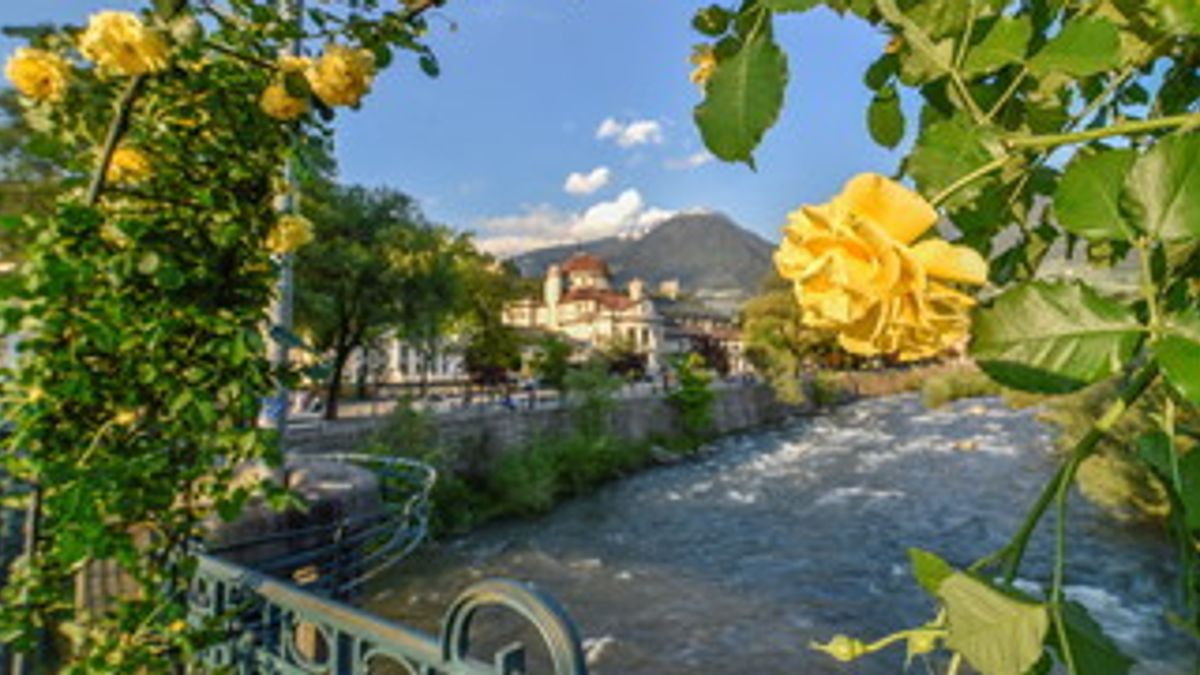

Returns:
393,225,469,395
296,183,425,419
740,272,839,402
690,0,1200,671
530,334,573,391
457,254,524,388
668,353,716,445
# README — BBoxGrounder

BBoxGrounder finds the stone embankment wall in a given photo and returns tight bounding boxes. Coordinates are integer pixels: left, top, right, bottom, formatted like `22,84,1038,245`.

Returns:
286,384,795,463
285,362,963,461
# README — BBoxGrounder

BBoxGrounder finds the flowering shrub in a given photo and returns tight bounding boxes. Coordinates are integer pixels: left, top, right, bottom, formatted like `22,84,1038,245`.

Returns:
690,0,1199,673
0,0,449,669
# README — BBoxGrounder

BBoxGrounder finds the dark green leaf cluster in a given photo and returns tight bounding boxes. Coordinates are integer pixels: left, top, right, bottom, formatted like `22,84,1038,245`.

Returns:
688,1,1200,671
0,0,455,668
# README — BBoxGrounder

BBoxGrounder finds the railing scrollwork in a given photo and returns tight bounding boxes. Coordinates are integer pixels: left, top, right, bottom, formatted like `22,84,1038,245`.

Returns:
191,553,589,675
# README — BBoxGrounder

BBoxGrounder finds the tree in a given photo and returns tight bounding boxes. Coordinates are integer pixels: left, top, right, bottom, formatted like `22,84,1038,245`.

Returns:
688,333,730,377
740,272,838,402
296,182,420,419
598,336,646,380
531,334,572,391
393,226,468,396
455,251,524,391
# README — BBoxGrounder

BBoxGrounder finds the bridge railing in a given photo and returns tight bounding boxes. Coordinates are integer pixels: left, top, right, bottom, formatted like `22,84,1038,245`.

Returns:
1,454,590,674
192,553,588,674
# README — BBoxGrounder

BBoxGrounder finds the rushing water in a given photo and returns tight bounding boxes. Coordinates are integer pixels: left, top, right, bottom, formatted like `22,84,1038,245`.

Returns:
364,395,1196,674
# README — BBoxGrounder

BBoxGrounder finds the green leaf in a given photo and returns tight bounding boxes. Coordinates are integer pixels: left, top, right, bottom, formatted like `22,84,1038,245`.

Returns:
909,548,954,595
1054,148,1137,242
693,5,733,35
1155,311,1200,404
694,31,788,166
867,86,905,149
1124,133,1200,242
963,16,1032,78
940,573,1050,675
1050,601,1134,675
1179,451,1200,531
863,53,897,90
1029,17,1122,78
1149,0,1200,35
906,114,997,208
970,282,1144,394
762,0,821,12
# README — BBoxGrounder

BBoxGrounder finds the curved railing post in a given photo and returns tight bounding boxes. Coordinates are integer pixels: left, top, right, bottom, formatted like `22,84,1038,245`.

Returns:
441,579,589,675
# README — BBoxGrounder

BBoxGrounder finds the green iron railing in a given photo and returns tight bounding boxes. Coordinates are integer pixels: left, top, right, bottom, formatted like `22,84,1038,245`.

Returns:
2,453,590,674
191,553,589,674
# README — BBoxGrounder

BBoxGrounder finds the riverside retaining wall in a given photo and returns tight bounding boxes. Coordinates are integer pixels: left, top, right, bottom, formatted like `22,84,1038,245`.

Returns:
286,384,795,466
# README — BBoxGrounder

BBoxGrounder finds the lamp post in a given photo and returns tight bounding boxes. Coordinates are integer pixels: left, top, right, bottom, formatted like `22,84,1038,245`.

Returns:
269,0,303,436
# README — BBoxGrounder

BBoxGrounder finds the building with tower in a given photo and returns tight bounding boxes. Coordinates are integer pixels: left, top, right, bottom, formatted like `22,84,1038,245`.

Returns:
503,253,665,370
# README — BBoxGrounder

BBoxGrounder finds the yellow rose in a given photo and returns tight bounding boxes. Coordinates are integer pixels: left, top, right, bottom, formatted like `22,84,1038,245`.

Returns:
79,11,170,76
260,56,311,121
306,45,375,108
105,146,152,185
689,45,716,88
4,47,70,102
267,214,314,254
775,173,987,361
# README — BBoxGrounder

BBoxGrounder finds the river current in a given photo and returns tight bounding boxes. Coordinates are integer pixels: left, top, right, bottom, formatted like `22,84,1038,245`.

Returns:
364,394,1196,673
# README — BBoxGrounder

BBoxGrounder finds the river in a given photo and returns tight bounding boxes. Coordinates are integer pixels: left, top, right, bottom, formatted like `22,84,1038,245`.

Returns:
364,394,1196,674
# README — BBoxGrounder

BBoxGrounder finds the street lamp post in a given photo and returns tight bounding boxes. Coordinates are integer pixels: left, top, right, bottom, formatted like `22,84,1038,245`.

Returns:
269,0,303,437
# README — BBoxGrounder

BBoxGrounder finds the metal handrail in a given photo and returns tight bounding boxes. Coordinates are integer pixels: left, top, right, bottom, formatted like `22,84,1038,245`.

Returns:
191,553,588,674
203,453,437,599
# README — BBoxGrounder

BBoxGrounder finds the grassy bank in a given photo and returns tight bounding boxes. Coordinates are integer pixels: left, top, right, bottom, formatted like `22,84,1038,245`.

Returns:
366,364,716,536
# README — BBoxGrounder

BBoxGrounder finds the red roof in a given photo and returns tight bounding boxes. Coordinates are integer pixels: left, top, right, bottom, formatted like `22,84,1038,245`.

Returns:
561,287,635,311
561,253,609,275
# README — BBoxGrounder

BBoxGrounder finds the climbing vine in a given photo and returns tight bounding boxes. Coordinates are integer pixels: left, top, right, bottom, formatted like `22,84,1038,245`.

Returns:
0,0,450,669
689,0,1199,672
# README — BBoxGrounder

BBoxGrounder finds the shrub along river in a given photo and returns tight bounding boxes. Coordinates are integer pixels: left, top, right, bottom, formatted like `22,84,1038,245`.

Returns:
364,394,1196,674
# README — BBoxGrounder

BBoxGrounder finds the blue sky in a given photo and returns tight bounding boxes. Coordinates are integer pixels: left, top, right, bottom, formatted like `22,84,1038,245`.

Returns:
1,1,906,253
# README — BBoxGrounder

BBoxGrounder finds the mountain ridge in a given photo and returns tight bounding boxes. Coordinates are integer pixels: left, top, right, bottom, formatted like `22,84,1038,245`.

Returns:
509,212,775,303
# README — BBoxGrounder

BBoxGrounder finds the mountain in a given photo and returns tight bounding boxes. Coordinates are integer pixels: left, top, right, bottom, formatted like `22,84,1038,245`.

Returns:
510,212,775,306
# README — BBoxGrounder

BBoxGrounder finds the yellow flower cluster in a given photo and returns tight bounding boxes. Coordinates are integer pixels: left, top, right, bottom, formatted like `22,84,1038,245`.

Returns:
105,146,153,185
307,45,375,108
689,45,717,88
260,56,311,121
775,174,987,361
4,47,70,102
79,11,170,77
266,214,315,254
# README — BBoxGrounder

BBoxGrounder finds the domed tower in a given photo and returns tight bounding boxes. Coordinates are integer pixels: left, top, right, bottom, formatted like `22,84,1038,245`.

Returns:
562,253,611,290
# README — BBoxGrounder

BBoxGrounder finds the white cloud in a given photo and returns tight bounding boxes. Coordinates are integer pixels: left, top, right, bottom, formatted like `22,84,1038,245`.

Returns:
665,151,714,171
563,166,611,196
595,117,664,148
475,189,677,256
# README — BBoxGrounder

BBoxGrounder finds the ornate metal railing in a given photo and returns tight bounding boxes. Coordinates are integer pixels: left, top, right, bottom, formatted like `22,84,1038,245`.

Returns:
191,553,589,674
2,454,590,674
204,453,438,600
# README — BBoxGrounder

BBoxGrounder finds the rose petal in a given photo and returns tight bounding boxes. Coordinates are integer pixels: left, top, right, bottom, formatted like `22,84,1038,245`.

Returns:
840,173,937,245
910,240,989,285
